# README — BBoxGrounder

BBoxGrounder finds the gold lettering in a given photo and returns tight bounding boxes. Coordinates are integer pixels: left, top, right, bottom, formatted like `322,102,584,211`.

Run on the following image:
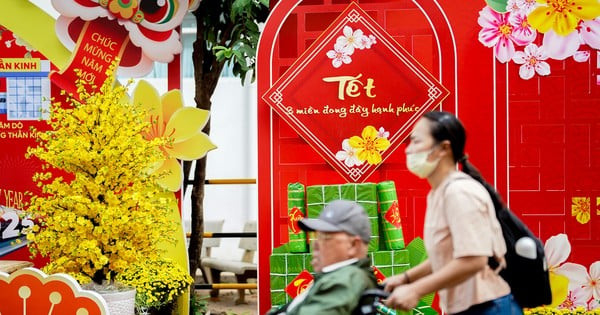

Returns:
322,74,376,100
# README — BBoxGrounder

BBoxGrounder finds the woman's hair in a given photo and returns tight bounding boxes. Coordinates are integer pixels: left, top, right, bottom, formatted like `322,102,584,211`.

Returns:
423,110,506,209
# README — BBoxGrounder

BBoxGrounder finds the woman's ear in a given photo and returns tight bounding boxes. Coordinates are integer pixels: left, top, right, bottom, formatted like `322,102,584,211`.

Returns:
439,140,452,156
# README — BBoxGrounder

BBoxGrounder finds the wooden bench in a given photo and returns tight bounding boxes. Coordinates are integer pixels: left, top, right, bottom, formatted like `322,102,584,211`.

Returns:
201,221,257,304
199,219,225,283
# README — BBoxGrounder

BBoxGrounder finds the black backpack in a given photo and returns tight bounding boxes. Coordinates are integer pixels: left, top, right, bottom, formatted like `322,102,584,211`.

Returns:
479,180,553,308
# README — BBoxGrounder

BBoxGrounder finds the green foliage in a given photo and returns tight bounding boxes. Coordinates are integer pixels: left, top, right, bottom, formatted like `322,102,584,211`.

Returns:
190,293,209,315
485,0,508,13
195,0,269,84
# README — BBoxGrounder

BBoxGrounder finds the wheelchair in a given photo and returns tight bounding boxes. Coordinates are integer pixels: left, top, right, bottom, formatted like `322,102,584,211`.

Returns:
354,287,397,315
267,286,396,315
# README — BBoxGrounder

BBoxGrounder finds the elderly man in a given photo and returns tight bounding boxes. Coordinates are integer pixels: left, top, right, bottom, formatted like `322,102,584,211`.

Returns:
268,199,377,315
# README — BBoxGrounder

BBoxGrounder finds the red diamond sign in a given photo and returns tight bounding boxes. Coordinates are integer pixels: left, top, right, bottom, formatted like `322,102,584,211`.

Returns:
262,2,449,182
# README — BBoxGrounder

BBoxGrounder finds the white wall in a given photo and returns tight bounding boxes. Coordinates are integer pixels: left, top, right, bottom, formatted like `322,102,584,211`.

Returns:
183,78,258,261
136,78,258,261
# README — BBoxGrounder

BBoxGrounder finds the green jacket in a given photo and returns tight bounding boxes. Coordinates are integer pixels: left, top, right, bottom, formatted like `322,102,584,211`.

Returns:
271,258,377,315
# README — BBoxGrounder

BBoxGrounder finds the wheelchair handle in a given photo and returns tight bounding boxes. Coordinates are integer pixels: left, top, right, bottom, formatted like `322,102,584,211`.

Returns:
361,288,390,300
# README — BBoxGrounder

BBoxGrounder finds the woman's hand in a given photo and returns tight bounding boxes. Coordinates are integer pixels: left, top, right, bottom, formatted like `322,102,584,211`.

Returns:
383,273,408,292
384,284,421,311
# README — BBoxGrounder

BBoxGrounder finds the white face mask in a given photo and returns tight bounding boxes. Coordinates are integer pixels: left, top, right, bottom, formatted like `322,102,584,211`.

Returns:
406,149,440,179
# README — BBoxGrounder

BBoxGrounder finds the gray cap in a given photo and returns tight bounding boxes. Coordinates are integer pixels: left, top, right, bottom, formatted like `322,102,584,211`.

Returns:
298,200,371,244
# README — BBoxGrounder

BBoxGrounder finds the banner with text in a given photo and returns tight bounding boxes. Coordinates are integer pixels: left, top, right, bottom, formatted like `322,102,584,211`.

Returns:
262,2,450,182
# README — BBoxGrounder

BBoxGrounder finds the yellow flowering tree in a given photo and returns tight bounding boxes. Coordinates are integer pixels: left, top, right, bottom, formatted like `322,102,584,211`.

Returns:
25,66,177,285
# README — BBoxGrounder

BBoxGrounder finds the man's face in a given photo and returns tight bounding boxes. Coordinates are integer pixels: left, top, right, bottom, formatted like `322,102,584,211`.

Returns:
310,231,358,272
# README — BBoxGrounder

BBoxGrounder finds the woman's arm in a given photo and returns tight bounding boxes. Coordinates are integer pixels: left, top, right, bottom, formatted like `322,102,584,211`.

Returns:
384,255,487,310
383,259,432,292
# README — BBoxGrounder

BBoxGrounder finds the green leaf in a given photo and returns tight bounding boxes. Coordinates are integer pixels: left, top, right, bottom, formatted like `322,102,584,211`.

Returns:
231,0,252,19
485,0,508,13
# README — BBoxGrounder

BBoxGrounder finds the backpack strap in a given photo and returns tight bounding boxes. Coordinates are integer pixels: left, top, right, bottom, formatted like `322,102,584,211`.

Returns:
441,174,504,268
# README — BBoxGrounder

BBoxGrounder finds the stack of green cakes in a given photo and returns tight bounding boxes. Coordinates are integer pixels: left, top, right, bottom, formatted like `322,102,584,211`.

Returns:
268,181,437,315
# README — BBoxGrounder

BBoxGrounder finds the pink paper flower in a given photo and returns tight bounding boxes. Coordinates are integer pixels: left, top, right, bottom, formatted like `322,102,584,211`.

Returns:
508,11,537,45
478,6,533,63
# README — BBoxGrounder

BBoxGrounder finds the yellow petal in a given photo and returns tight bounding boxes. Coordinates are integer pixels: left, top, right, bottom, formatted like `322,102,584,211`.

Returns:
348,136,365,149
366,151,383,165
576,211,590,224
528,7,556,33
374,138,391,151
355,148,368,162
574,0,600,20
169,132,217,160
156,158,183,192
548,272,569,307
361,125,378,140
555,11,580,36
160,89,185,123
165,108,210,143
133,80,162,116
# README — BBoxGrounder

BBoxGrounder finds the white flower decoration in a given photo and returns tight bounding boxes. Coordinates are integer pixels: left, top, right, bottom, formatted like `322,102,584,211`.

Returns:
326,42,353,68
336,25,365,53
512,43,550,80
377,127,389,139
335,139,363,167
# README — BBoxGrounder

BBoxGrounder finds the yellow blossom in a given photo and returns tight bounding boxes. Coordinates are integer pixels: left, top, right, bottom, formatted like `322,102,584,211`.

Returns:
132,80,216,191
528,0,600,36
25,62,177,283
348,125,391,165
571,197,590,224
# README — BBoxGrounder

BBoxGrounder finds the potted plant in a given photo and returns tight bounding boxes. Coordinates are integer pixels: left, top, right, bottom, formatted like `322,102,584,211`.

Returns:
117,257,194,314
24,65,178,313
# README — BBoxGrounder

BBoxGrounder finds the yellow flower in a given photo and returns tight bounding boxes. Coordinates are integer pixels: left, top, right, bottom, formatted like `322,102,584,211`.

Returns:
116,258,193,308
348,125,391,165
26,63,178,283
132,80,216,191
571,197,590,224
528,0,600,36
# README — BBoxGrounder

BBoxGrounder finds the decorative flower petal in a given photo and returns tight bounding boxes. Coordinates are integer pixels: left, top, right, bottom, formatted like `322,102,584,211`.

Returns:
589,261,600,299
542,29,581,60
348,135,365,149
160,89,185,123
573,51,591,62
155,158,183,192
373,137,391,151
495,37,516,63
535,61,551,76
519,64,536,79
549,272,570,307
170,133,217,161
133,80,162,117
580,18,600,49
165,107,210,143
512,51,527,64
528,0,600,36
556,262,589,291
545,233,571,269
361,125,378,140
528,8,558,34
